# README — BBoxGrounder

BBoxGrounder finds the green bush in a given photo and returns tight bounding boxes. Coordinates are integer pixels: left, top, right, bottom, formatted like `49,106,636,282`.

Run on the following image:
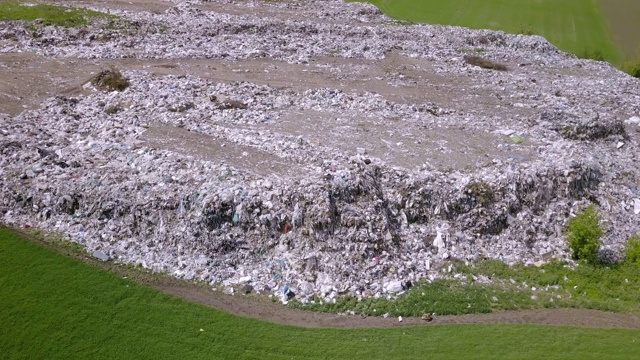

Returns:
624,235,640,266
621,47,640,78
565,205,602,264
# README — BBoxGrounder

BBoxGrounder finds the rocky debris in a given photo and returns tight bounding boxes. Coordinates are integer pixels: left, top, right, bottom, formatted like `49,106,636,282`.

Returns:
1,0,639,304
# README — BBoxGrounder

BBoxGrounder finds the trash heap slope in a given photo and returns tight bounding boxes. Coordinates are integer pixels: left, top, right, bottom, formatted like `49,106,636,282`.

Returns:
1,0,639,302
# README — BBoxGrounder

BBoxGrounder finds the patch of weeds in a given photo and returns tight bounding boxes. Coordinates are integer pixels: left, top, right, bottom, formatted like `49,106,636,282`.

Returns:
622,60,640,78
463,55,508,71
378,19,416,26
159,24,170,33
293,256,640,318
619,171,635,180
579,49,606,62
290,279,537,317
464,181,494,206
554,120,626,141
621,49,640,78
624,235,640,266
456,259,567,288
458,48,486,54
457,258,640,313
392,19,416,26
517,24,537,36
103,19,131,33
104,105,121,115
91,69,130,92
19,226,87,255
565,205,602,265
0,1,116,27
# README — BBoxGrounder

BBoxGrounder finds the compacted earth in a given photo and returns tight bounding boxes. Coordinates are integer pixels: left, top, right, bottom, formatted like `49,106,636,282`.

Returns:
1,0,640,325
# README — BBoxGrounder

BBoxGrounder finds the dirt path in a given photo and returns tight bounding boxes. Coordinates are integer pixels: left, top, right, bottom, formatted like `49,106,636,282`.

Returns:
156,282,640,329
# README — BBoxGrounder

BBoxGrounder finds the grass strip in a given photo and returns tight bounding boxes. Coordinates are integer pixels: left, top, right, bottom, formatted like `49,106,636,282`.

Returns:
292,258,640,317
2,227,640,359
0,1,114,27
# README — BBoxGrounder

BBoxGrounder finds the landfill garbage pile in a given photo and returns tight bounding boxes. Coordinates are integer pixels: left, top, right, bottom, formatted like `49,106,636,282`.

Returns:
1,0,640,303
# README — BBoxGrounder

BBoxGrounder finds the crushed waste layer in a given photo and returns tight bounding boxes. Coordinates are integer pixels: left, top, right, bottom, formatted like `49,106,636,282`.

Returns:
1,0,639,303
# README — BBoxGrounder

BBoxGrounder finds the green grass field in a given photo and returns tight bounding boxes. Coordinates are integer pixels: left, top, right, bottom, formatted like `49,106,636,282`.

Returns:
0,1,114,27
351,0,639,66
2,228,640,359
594,0,640,60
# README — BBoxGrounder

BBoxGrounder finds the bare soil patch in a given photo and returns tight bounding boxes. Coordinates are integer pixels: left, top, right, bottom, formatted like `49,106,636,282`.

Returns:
158,281,640,329
141,124,296,177
1,52,538,171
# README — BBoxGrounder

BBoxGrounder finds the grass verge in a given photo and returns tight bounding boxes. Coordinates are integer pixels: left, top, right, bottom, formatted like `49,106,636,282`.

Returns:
0,1,115,27
291,259,640,317
2,227,640,359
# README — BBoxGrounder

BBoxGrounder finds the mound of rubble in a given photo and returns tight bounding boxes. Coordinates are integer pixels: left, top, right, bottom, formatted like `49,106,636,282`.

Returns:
1,0,639,303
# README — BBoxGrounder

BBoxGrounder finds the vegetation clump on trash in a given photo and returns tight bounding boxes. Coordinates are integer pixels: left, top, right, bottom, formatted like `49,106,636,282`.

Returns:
565,205,603,265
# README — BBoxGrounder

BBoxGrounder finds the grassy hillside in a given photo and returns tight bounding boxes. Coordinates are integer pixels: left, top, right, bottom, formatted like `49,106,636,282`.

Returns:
2,227,640,359
352,0,627,65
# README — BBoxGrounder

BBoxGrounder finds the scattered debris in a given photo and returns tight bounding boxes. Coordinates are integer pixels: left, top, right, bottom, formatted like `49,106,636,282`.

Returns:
92,251,110,262
510,135,523,144
0,0,638,305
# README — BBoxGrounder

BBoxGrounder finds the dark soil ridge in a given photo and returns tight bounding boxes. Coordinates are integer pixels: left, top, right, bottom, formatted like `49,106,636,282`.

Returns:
11,226,640,330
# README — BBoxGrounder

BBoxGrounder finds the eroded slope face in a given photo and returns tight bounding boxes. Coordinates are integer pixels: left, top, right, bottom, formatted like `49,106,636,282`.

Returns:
1,0,639,301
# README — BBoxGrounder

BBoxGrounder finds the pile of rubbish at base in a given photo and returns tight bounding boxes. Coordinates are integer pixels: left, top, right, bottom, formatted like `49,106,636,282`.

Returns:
1,0,639,304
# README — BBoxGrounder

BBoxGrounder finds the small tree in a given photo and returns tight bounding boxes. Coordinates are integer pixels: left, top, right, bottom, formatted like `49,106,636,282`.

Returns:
624,235,640,266
565,205,602,264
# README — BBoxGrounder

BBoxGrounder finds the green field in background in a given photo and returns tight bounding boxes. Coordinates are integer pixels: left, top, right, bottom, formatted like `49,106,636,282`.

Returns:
351,0,636,65
594,0,640,60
